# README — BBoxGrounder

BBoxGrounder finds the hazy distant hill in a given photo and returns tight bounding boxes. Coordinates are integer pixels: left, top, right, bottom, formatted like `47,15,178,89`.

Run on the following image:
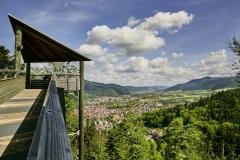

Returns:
85,80,130,96
84,80,168,96
126,86,168,93
164,76,238,92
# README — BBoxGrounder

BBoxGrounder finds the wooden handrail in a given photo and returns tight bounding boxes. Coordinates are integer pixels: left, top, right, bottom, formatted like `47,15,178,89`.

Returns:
0,69,25,73
0,69,25,80
27,79,72,160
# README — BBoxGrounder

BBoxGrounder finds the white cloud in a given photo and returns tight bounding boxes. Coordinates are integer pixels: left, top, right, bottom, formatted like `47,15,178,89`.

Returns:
78,44,118,64
78,44,107,57
137,11,194,32
172,52,184,58
87,25,165,54
191,49,229,76
77,11,229,86
84,49,231,86
85,11,193,55
116,57,149,72
127,16,141,27
116,56,192,77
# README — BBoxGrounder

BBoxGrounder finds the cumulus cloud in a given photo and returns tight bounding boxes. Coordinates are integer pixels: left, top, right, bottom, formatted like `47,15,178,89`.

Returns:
77,11,230,86
137,11,194,32
172,52,184,58
87,25,165,54
116,56,193,77
127,16,141,27
191,49,229,76
84,49,230,86
85,10,193,55
78,44,107,56
78,44,118,64
116,57,149,72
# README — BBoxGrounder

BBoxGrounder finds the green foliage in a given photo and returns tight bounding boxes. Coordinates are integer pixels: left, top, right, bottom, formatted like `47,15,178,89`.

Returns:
85,80,130,96
163,118,205,160
65,94,79,159
142,89,240,159
0,45,13,69
85,119,108,160
107,116,160,160
142,107,179,128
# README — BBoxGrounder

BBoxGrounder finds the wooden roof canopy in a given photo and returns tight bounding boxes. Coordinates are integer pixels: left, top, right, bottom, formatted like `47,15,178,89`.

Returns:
8,15,91,63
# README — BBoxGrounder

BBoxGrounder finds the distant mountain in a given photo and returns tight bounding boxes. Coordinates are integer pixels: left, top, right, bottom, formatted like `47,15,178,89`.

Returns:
84,80,168,96
164,76,238,92
126,86,168,93
85,80,130,96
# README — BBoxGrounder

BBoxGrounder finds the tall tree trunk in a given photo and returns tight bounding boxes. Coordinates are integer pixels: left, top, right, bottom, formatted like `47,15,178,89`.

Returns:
221,140,225,159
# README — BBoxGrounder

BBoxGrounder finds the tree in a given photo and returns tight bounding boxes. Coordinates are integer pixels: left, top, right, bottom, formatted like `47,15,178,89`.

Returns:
163,117,205,160
228,36,240,86
107,116,156,160
84,119,108,160
0,45,13,69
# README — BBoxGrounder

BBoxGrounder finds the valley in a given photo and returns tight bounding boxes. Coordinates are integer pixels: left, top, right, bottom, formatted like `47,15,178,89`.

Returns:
65,87,240,159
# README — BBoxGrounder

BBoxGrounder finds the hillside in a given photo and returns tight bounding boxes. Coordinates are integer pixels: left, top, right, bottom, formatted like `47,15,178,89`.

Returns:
84,76,238,96
84,80,168,96
142,88,240,159
84,80,130,96
164,76,237,92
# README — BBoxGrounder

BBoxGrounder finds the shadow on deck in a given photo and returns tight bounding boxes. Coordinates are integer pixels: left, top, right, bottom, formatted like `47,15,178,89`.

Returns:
0,89,47,160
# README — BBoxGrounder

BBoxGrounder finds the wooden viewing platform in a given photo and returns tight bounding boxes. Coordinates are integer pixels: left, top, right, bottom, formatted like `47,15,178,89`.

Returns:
0,89,46,159
0,15,90,160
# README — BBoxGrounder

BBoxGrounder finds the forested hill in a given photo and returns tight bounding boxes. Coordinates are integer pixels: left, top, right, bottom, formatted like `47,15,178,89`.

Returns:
84,80,130,96
164,76,237,92
142,88,240,159
84,80,168,96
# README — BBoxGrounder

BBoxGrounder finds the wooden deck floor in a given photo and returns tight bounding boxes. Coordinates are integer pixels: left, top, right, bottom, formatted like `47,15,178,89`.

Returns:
0,89,46,159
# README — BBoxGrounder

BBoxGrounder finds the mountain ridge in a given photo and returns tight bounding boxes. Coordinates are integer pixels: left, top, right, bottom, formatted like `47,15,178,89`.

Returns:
84,80,168,96
84,76,238,96
163,76,238,92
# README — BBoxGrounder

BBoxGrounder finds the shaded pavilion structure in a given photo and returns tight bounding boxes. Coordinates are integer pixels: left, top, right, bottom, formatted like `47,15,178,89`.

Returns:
2,15,91,160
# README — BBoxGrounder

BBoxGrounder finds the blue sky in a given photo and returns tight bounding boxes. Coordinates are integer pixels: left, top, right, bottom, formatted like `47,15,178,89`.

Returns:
1,0,240,86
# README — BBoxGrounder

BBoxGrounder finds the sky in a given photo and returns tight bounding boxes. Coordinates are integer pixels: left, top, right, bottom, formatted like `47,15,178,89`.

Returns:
1,0,240,86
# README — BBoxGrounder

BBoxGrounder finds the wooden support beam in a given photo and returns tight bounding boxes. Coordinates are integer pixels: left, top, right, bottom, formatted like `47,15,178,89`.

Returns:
79,61,84,160
26,63,30,89
14,27,23,70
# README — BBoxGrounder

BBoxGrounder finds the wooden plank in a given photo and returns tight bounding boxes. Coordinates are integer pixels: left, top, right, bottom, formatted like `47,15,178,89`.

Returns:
0,77,25,104
0,89,45,159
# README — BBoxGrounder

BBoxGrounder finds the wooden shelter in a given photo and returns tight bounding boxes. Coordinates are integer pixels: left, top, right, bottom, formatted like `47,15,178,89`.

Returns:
8,15,91,160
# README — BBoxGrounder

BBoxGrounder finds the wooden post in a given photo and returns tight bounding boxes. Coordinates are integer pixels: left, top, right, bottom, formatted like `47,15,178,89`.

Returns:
26,63,30,88
14,28,23,71
79,61,84,160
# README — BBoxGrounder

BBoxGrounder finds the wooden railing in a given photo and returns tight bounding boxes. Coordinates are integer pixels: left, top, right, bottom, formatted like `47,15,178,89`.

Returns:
27,78,72,160
30,74,80,91
28,75,51,89
0,77,25,104
0,69,25,80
